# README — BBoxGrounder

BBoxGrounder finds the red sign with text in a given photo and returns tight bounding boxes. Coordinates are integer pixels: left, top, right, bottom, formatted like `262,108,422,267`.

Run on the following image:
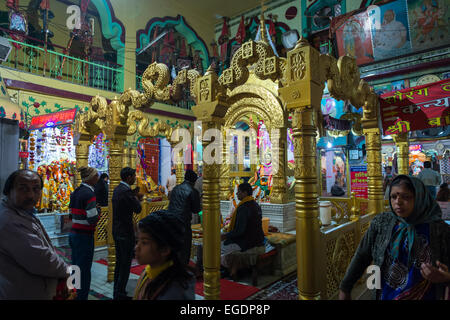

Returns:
29,108,77,130
350,165,368,199
380,80,450,135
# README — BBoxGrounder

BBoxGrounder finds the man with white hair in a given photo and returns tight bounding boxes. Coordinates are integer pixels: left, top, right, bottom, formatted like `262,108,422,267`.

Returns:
0,170,70,299
373,9,408,59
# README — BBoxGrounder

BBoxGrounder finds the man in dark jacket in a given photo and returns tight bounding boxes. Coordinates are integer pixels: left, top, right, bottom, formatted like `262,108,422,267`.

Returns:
167,169,201,265
220,182,265,268
112,167,143,300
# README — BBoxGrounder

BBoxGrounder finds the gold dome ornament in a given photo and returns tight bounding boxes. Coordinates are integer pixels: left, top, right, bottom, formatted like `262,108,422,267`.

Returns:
340,112,363,136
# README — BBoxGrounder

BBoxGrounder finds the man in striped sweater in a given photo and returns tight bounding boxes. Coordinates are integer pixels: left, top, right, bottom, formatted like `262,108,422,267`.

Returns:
69,166,99,300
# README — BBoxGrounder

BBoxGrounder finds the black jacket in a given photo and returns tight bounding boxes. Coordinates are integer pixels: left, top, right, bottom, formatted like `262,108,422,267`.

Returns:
224,200,265,252
168,181,201,227
112,182,142,238
94,180,109,207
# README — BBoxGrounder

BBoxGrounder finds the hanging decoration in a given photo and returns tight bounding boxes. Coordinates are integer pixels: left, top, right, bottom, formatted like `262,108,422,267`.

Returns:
235,16,246,44
88,133,109,174
8,1,28,47
218,17,230,64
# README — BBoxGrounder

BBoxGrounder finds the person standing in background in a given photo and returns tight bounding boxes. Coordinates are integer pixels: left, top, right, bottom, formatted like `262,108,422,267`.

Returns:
418,161,441,199
168,170,201,265
112,167,143,300
69,166,100,300
166,169,177,199
383,166,397,199
436,183,450,221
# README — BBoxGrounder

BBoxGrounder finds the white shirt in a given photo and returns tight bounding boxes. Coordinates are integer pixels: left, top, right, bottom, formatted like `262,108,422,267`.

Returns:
120,181,131,189
81,182,95,192
166,174,177,192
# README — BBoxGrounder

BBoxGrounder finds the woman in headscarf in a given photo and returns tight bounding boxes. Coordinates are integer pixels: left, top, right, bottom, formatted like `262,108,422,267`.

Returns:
133,210,196,300
339,175,450,300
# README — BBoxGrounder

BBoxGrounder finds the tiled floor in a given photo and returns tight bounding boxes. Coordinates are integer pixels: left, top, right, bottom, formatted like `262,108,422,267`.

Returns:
89,262,138,299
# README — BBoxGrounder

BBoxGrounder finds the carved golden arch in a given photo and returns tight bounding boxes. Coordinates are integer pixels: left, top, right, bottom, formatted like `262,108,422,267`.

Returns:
224,83,286,132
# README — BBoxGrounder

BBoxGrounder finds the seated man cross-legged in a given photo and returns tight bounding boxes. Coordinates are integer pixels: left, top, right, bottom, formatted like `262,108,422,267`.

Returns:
221,182,265,278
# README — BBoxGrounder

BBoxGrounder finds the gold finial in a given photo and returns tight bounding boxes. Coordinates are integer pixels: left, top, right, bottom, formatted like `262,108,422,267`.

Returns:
260,0,268,43
205,64,215,75
294,36,310,49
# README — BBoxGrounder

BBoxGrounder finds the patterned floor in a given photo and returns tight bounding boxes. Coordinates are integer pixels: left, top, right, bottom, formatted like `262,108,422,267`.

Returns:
55,245,298,300
247,272,298,300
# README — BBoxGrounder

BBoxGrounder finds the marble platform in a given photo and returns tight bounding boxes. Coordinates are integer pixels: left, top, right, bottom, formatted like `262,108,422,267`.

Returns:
220,200,296,233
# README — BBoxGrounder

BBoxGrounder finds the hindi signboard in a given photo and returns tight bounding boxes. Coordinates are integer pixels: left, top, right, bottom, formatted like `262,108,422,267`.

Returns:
29,108,77,130
380,79,450,135
350,165,368,199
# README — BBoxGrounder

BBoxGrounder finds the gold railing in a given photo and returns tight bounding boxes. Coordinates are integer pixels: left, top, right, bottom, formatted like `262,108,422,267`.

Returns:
133,200,169,224
320,196,369,224
94,201,169,248
94,206,109,247
317,213,376,299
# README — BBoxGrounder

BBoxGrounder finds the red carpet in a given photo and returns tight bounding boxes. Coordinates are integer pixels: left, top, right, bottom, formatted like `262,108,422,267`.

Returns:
95,259,260,299
195,279,260,300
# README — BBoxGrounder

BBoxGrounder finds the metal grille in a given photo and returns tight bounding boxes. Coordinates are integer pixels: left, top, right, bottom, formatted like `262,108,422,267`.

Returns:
133,200,169,224
361,222,370,237
94,207,108,247
325,238,337,299
325,230,356,299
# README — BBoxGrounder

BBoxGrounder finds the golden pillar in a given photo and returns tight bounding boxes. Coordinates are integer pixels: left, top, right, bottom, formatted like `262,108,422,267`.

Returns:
364,128,384,215
269,126,288,204
129,146,137,169
219,129,231,200
122,145,130,168
278,38,322,300
75,133,92,186
107,135,126,282
168,133,185,185
200,120,223,300
393,133,409,175
173,146,184,184
192,68,228,300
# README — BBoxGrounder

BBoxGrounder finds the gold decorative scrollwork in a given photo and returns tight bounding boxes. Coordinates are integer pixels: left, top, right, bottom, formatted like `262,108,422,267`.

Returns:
339,112,363,136
319,54,378,124
331,233,353,285
218,40,285,91
127,110,179,139
290,51,306,81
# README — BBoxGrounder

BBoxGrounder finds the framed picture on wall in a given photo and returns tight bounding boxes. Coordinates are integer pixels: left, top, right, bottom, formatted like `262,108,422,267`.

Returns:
370,0,412,61
333,10,375,65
